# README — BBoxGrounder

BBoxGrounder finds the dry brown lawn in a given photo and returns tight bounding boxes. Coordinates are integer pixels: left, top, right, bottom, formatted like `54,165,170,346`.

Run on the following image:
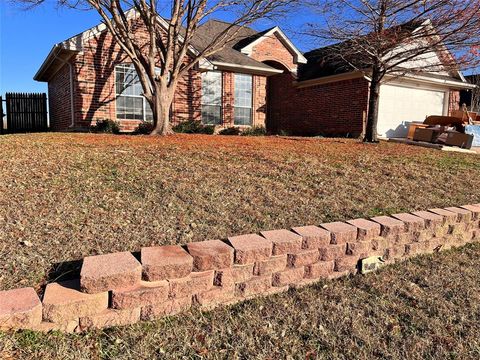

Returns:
0,133,479,359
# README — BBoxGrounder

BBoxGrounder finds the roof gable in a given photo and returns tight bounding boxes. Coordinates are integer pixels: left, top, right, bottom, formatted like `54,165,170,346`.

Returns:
237,26,307,64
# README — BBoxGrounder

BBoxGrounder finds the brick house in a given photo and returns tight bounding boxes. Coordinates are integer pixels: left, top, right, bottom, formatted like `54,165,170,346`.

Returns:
34,17,306,132
272,21,476,138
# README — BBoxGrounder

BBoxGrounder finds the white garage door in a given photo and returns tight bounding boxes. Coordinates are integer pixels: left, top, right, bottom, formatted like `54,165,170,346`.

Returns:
377,84,446,138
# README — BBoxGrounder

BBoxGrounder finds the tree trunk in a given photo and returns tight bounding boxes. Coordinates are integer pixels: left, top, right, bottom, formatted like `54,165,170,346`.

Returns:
364,67,382,143
150,87,174,136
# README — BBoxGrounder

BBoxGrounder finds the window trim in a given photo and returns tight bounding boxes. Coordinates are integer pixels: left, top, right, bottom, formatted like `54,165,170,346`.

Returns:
114,64,154,122
201,70,223,125
233,73,254,126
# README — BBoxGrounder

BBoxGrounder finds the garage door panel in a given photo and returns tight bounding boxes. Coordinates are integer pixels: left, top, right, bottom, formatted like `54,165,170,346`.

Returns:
378,84,446,138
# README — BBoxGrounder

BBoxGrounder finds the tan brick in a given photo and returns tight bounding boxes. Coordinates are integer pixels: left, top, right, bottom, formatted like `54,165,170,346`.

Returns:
319,243,347,261
42,280,108,323
231,264,255,282
195,286,235,308
411,230,431,243
287,250,319,268
254,255,287,275
235,276,272,297
79,308,140,331
392,213,425,232
305,261,335,279
445,207,472,222
405,242,427,256
191,270,215,293
141,245,193,281
471,229,480,241
383,245,406,261
346,241,371,257
186,240,234,271
334,256,359,273
168,276,194,299
395,232,413,245
0,287,42,330
429,208,458,224
80,252,142,293
228,234,272,264
320,222,358,244
272,267,305,287
30,320,79,333
291,225,331,249
346,219,381,241
371,216,406,237
141,296,192,320
433,223,450,238
213,268,234,288
260,229,303,255
371,237,390,252
412,211,444,229
111,280,169,310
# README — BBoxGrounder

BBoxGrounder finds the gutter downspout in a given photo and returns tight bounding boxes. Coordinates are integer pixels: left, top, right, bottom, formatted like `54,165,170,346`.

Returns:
53,46,75,129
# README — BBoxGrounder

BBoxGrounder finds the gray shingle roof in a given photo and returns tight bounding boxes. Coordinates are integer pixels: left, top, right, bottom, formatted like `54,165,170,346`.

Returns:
192,20,277,71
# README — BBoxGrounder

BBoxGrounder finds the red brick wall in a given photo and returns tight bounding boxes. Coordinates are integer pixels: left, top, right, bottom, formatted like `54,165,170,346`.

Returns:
250,32,296,72
48,64,73,131
3,203,479,332
448,90,460,114
268,77,369,137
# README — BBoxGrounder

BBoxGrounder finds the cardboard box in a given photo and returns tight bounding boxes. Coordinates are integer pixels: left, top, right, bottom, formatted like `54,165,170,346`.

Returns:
413,128,435,142
444,132,474,149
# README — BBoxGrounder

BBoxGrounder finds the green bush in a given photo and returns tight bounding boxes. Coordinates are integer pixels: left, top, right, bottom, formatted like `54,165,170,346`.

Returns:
173,120,215,134
134,122,155,135
90,119,120,134
241,126,267,136
218,127,241,136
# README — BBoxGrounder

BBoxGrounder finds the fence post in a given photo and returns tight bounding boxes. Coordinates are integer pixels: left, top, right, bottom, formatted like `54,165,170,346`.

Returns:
0,96,3,135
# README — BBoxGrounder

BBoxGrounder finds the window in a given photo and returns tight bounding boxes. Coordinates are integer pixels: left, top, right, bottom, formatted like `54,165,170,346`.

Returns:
201,71,223,125
234,74,253,126
115,64,154,122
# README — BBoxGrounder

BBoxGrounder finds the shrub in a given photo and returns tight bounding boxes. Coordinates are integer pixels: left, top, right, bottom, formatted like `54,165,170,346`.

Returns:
173,120,215,134
241,126,267,137
134,122,155,135
91,119,120,134
218,127,241,136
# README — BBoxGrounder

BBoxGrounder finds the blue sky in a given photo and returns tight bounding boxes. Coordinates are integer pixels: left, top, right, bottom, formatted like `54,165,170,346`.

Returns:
0,2,312,96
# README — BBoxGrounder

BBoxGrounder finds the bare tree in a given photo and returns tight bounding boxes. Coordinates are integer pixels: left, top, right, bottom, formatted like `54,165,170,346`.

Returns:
19,0,289,135
303,0,480,142
470,74,480,112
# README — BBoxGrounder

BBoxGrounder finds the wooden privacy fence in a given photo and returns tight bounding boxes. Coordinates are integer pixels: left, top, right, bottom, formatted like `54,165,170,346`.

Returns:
0,93,48,134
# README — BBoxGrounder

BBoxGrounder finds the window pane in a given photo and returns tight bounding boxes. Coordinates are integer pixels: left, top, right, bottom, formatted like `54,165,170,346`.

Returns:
234,107,252,126
116,64,164,122
202,105,222,125
234,74,253,125
145,101,153,122
201,71,222,125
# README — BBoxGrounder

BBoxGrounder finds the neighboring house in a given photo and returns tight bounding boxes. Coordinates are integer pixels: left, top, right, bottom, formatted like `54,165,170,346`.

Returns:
270,21,476,138
34,18,306,132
